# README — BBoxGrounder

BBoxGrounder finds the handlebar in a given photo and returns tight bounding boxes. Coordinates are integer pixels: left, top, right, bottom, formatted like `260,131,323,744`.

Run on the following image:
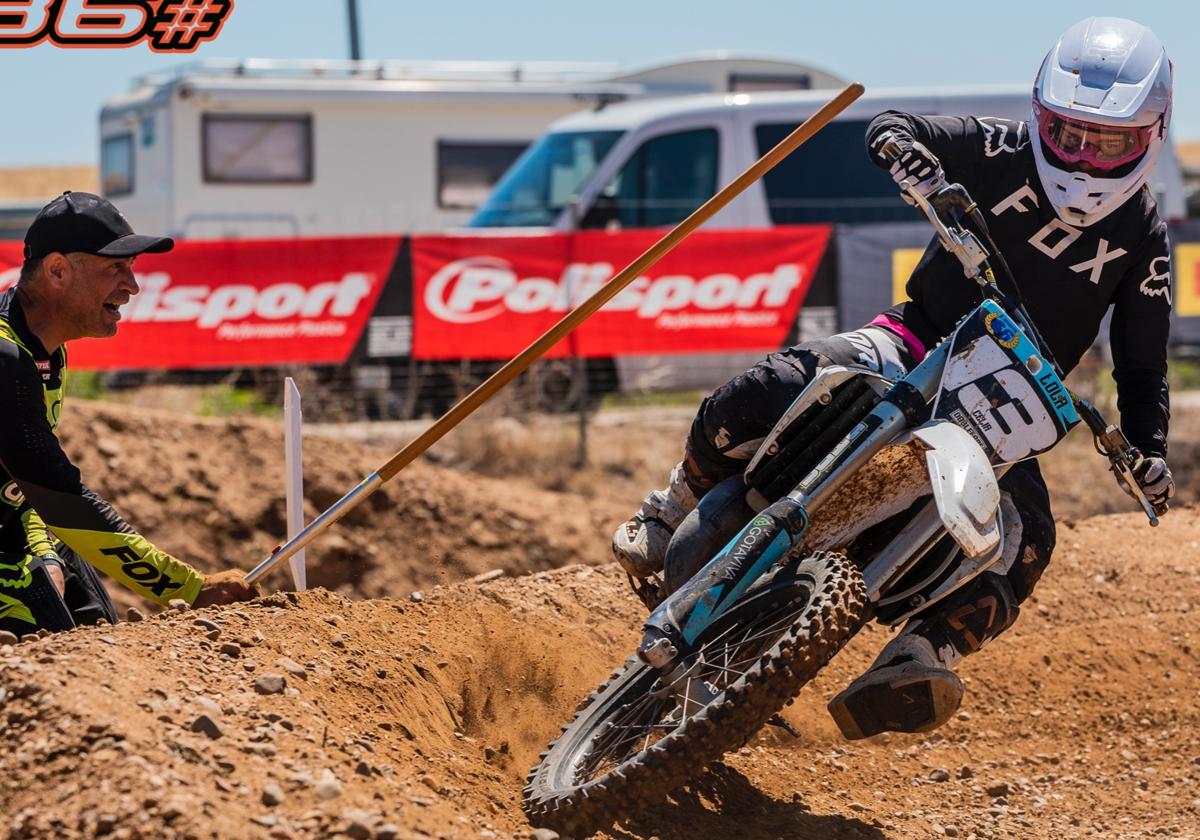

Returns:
884,138,1166,526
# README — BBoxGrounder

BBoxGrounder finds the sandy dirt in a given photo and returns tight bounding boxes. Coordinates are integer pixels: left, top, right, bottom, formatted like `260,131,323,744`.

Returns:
1,401,1198,839
2,509,1198,839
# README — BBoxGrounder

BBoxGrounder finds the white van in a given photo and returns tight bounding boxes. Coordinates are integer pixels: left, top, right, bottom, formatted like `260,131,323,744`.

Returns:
470,85,1187,232
467,87,1187,390
98,56,842,239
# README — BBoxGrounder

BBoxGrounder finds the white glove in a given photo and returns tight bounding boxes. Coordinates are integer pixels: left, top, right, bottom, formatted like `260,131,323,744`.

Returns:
1128,455,1174,508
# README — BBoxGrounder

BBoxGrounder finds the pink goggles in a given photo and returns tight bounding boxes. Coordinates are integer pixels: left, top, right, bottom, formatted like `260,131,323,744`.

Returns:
1033,101,1156,172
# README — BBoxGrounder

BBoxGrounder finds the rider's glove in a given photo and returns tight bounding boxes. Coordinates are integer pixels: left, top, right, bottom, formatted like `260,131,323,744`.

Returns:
1127,455,1174,508
871,132,945,205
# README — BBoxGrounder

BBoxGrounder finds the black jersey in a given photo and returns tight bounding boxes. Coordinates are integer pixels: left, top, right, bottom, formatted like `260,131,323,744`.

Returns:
0,288,205,605
866,111,1171,458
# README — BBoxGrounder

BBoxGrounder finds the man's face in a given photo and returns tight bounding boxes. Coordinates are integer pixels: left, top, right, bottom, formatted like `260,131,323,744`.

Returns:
60,253,140,339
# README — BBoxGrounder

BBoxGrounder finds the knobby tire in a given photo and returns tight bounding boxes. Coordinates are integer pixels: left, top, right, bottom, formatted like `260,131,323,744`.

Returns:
524,551,867,835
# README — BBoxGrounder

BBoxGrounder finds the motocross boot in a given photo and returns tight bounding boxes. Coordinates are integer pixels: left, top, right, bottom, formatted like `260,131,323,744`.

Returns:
827,623,964,740
612,462,699,578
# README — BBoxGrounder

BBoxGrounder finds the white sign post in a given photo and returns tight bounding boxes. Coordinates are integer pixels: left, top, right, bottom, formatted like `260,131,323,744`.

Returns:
283,378,307,591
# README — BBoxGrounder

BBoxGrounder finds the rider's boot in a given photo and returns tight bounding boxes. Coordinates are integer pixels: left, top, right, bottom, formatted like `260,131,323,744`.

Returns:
827,622,964,740
612,462,699,578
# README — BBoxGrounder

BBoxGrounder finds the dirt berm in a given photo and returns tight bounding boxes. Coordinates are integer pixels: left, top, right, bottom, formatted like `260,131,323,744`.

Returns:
3,502,1199,839
56,402,629,607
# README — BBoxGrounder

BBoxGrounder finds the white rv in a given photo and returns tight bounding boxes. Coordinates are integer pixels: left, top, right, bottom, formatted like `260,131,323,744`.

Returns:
98,56,842,239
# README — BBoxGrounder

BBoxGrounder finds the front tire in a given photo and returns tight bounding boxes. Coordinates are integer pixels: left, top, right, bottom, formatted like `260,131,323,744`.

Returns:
524,551,866,834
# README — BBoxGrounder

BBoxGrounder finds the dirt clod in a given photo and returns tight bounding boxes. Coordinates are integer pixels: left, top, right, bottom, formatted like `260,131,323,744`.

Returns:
190,713,223,740
262,783,284,807
253,674,286,695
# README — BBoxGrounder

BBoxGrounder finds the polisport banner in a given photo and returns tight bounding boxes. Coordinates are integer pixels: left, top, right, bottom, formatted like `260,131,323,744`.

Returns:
410,227,833,359
0,237,401,370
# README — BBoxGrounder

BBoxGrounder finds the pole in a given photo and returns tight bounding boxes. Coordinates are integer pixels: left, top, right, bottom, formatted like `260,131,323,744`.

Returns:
347,0,361,61
245,81,865,585
283,378,308,591
568,197,589,467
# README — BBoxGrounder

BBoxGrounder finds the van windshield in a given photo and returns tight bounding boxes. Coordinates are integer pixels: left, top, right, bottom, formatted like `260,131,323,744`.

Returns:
469,130,623,227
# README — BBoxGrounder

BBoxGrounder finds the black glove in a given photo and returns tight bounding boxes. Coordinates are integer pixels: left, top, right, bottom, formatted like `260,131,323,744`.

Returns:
1127,455,1174,509
871,131,945,204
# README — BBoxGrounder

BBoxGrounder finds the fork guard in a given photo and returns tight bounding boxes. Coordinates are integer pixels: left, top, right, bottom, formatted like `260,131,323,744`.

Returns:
639,496,810,667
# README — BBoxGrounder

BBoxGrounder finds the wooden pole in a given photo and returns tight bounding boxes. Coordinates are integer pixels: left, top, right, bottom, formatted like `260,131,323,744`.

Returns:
246,81,865,584
379,81,865,481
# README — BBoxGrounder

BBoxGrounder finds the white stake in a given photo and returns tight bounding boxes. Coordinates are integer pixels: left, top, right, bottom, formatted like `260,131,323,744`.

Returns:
284,377,307,591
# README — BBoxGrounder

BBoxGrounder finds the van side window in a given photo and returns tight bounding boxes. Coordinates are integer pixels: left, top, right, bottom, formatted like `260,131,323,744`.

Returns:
755,120,909,223
202,114,313,184
587,128,718,228
101,133,134,198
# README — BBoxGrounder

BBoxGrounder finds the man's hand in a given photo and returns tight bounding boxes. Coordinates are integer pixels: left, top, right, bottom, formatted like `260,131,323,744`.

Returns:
192,569,261,609
1126,455,1174,509
872,132,945,203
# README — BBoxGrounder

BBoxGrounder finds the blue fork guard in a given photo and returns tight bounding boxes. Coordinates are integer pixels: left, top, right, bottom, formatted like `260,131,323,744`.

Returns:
643,497,810,649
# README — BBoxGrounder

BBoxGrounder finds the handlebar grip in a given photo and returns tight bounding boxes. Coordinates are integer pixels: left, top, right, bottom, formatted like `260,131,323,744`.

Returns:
877,135,904,164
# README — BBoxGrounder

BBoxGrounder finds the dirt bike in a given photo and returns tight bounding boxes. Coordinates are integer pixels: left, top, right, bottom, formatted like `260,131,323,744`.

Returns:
523,165,1167,835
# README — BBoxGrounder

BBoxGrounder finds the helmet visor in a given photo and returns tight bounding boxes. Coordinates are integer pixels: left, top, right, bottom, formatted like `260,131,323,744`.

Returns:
1034,102,1155,172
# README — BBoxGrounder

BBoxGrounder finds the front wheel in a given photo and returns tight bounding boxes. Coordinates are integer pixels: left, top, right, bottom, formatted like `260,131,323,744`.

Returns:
524,551,867,834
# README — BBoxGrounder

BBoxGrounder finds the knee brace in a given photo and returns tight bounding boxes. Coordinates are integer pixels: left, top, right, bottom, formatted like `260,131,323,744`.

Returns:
913,571,1021,660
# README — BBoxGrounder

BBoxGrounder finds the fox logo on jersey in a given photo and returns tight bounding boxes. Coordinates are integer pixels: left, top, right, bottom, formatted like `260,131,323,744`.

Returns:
978,118,1029,158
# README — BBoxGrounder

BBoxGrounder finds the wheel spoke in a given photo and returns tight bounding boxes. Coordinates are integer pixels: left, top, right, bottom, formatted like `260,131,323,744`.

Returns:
569,583,816,786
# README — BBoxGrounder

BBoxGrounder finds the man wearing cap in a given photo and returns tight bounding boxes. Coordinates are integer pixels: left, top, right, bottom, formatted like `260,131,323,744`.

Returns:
0,192,257,637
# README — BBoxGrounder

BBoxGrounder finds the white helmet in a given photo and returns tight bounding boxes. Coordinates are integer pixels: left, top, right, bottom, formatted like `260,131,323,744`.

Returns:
1031,17,1172,227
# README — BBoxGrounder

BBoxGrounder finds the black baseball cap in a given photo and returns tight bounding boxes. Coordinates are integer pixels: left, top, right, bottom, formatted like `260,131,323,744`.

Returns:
23,191,174,260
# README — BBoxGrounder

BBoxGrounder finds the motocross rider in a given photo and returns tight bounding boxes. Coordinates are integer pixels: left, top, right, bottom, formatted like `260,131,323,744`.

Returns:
613,16,1175,739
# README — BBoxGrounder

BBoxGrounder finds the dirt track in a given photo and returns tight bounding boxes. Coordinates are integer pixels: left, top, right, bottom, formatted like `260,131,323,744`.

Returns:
3,500,1200,838
1,400,1198,838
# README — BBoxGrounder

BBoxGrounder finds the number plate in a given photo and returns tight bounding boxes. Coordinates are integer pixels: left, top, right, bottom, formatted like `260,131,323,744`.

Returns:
933,301,1079,464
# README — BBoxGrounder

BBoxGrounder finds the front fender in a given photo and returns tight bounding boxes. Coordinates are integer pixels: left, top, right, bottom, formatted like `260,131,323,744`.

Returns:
910,420,1001,559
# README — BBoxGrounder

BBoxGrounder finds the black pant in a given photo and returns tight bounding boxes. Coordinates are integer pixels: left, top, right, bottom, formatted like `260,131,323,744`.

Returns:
0,545,117,637
679,329,1055,658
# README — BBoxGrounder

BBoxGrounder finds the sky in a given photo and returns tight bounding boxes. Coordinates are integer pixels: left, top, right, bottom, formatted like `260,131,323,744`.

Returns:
0,0,1196,166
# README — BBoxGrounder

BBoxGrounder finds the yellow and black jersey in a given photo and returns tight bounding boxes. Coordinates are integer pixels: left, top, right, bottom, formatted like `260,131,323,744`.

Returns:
0,287,205,605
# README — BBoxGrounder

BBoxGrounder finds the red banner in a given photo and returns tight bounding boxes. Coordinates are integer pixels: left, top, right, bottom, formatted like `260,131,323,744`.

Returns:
411,226,832,359
0,237,400,370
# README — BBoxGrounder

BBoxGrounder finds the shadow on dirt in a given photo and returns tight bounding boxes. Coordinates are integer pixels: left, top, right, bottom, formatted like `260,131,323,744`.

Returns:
606,763,886,839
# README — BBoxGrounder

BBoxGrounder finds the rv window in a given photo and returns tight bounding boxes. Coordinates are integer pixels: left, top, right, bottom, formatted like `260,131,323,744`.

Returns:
755,120,910,223
469,130,622,228
589,128,719,229
203,115,313,184
437,142,529,210
101,134,134,198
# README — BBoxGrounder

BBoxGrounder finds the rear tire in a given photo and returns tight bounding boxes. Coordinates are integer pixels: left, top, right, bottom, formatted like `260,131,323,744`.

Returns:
524,551,866,834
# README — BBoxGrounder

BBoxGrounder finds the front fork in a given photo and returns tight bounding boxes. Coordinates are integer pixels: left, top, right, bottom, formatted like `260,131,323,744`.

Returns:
637,346,947,671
